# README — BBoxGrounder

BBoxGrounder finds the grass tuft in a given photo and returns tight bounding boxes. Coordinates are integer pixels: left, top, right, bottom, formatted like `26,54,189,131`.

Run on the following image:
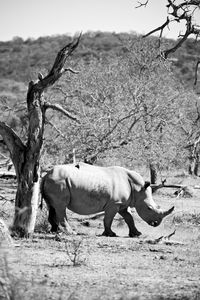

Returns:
173,212,200,225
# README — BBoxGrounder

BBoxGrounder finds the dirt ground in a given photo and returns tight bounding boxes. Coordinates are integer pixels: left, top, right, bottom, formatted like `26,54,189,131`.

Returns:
0,175,200,300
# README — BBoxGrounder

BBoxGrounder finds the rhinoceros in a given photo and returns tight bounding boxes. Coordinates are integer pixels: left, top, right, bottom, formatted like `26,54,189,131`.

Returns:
41,163,174,237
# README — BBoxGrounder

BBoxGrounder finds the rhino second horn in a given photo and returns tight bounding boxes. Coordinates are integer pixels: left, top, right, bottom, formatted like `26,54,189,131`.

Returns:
162,206,174,218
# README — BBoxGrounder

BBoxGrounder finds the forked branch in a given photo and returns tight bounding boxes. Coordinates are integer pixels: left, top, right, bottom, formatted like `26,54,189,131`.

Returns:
49,34,81,76
143,17,170,39
138,0,200,58
29,33,81,93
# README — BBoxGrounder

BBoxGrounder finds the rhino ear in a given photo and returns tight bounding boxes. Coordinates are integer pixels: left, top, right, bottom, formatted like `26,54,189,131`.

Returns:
128,171,145,192
144,181,151,190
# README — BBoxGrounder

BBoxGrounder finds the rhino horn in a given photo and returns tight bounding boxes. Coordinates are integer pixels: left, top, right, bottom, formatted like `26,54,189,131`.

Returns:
162,206,174,218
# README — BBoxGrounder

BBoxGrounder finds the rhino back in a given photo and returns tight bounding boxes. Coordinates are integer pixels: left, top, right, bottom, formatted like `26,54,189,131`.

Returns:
53,164,132,214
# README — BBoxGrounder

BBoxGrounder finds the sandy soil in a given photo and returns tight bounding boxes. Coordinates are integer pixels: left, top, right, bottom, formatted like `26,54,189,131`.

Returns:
0,176,200,300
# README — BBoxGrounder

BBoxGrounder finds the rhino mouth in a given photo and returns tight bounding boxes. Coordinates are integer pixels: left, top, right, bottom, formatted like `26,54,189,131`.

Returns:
148,220,160,227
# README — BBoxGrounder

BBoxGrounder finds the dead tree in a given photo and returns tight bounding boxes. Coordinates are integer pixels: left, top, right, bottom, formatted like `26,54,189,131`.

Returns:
138,1,200,57
137,1,200,174
137,0,200,88
0,35,81,237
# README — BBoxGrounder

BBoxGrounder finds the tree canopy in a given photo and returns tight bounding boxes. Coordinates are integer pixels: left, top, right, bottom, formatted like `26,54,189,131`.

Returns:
1,31,199,171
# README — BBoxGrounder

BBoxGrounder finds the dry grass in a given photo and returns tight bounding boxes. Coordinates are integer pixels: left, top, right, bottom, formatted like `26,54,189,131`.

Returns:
1,172,200,299
172,212,200,225
64,237,89,266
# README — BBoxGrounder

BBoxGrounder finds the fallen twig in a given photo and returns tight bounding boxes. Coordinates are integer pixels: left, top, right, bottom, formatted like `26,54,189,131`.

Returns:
0,174,16,180
145,230,185,246
166,229,176,239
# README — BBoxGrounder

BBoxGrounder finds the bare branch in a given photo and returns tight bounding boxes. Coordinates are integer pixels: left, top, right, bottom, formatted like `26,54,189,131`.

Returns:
0,153,9,160
28,33,82,93
163,33,191,58
162,17,194,58
99,112,136,143
44,102,80,123
45,119,67,139
64,68,79,74
141,0,200,59
49,33,81,76
167,0,200,11
0,195,15,203
136,0,149,8
0,122,26,178
0,122,25,153
143,18,170,38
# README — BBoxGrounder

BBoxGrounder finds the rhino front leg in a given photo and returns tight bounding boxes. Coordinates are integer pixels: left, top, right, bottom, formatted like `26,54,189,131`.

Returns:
119,208,141,237
102,205,119,237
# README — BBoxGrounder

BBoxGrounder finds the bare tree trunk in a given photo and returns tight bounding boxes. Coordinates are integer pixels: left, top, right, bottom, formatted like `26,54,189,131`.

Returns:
188,136,200,176
149,162,157,184
0,83,45,237
0,36,81,237
12,168,41,237
188,154,199,176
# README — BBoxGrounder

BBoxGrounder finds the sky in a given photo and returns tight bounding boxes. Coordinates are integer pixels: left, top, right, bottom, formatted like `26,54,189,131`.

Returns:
0,0,199,41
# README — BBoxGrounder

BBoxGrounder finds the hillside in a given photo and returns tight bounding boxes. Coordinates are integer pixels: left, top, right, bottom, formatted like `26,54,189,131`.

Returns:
0,32,199,86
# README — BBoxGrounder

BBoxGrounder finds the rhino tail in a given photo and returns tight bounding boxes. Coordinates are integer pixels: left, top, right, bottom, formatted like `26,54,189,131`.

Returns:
65,177,72,206
39,175,46,210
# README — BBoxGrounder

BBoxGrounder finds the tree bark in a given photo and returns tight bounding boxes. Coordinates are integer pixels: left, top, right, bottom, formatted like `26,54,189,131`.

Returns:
188,136,200,176
188,154,199,176
149,162,157,184
0,35,81,237
0,82,45,237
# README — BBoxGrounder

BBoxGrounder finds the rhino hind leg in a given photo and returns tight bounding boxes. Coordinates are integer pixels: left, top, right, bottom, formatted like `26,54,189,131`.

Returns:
55,204,76,235
102,205,119,237
119,208,141,237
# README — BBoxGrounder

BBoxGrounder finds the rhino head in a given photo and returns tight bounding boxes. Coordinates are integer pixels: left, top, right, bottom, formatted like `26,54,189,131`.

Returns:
134,181,174,227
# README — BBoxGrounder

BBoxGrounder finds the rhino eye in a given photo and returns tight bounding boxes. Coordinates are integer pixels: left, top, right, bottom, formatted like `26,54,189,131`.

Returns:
147,207,152,211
